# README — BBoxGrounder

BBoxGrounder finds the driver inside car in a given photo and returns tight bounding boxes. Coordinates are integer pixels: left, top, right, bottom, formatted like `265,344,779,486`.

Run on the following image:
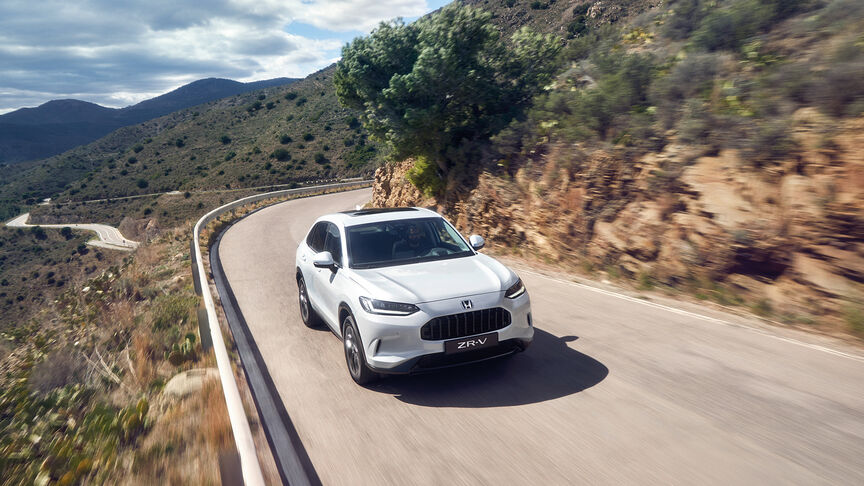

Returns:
392,222,432,259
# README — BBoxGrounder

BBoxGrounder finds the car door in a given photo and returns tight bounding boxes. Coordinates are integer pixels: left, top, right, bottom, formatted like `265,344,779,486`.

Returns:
301,221,328,312
313,222,346,329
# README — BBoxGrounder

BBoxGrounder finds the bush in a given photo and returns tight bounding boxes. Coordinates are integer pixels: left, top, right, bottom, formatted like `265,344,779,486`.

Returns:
28,349,84,393
810,59,864,117
406,156,444,196
151,294,196,330
272,149,291,161
303,133,315,142
280,134,292,144
313,152,328,164
220,134,231,144
132,144,144,153
346,116,361,129
60,227,73,240
285,92,298,100
30,226,47,240
345,145,377,168
136,179,149,189
650,53,720,128
691,0,811,52
175,139,185,148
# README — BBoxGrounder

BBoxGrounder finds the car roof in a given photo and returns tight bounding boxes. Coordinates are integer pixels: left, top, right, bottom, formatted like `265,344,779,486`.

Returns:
323,207,441,227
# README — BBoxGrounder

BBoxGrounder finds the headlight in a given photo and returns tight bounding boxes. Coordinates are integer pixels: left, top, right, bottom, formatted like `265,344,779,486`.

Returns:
359,296,420,316
505,278,526,299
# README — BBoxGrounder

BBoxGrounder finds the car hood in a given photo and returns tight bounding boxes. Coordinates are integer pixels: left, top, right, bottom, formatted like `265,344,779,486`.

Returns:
350,254,516,304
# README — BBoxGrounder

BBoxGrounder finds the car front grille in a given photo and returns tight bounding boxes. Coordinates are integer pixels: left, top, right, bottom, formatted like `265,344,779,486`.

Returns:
420,307,511,341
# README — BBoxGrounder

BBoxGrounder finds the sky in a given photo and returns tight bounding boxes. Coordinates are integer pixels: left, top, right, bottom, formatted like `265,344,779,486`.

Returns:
0,0,451,114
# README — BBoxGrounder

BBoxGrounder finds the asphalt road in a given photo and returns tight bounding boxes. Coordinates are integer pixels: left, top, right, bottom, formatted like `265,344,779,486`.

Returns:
218,188,864,485
6,212,138,250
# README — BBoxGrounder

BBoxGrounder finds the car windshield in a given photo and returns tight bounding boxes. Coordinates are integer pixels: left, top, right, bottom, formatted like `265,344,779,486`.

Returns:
346,217,474,269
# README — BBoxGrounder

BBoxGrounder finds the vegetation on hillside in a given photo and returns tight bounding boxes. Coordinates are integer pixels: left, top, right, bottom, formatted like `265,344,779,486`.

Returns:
340,0,863,199
0,68,378,222
0,231,231,484
335,4,560,189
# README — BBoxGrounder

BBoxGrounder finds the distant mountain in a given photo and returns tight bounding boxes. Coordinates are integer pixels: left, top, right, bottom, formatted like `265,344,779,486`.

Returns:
0,77,298,165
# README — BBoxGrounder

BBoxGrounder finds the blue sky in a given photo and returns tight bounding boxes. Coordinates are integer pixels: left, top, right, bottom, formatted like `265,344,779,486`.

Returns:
0,0,453,114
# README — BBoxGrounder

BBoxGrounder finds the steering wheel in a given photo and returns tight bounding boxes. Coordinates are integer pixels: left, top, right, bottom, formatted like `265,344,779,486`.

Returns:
421,247,448,257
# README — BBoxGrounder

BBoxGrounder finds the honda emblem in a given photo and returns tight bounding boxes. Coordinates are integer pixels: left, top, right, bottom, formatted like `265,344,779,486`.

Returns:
461,299,473,310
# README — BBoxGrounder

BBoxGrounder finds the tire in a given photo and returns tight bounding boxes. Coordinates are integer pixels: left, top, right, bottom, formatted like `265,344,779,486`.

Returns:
297,275,321,328
342,314,378,385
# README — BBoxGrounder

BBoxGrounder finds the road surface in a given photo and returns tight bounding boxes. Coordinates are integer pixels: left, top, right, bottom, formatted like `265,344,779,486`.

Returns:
217,188,864,485
5,212,138,251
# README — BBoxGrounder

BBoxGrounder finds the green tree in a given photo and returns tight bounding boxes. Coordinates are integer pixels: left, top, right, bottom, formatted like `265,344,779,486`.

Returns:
334,4,560,176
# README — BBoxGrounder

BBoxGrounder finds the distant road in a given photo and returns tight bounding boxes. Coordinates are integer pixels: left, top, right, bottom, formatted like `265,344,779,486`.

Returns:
5,212,138,251
216,188,864,485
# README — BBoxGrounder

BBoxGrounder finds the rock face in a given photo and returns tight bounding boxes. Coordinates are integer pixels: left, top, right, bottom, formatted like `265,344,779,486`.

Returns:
371,110,864,323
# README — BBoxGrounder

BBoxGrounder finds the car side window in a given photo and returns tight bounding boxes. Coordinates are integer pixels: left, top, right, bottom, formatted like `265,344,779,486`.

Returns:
323,223,343,266
306,222,327,252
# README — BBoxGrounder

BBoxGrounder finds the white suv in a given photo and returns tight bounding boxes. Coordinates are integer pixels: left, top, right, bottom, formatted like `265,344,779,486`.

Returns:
295,207,533,384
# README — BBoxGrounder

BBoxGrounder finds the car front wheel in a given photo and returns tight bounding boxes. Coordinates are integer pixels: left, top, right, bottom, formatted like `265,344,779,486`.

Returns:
342,314,377,385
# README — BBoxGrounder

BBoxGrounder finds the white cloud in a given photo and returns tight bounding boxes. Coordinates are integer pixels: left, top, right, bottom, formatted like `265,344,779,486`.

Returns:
0,0,437,113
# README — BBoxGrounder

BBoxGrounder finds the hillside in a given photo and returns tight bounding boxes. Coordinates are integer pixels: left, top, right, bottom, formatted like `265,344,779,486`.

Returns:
0,77,297,165
369,0,864,339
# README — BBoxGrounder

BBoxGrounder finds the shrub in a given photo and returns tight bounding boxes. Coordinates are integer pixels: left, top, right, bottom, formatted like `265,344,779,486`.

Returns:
151,294,196,330
406,156,444,196
30,226,47,240
60,227,73,239
220,134,231,144
285,92,298,100
303,133,314,142
313,152,327,164
272,149,291,161
650,52,720,128
295,97,307,106
127,156,137,164
345,145,377,168
809,59,864,117
280,134,292,144
175,139,185,148
132,144,144,153
28,349,84,393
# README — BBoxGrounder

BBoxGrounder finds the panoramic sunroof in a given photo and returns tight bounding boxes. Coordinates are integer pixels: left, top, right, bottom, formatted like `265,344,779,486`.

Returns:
342,207,418,216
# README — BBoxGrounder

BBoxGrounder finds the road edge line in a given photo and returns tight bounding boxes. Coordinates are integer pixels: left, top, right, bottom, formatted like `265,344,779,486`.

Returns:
519,268,864,363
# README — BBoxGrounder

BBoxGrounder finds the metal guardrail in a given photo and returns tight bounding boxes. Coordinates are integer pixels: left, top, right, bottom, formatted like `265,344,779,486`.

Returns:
191,181,372,485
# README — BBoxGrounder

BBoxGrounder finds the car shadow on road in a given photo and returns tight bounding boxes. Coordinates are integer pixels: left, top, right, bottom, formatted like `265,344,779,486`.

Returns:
367,328,608,408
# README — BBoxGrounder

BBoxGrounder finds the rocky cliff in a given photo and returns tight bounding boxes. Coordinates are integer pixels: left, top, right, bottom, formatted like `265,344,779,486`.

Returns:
371,108,864,335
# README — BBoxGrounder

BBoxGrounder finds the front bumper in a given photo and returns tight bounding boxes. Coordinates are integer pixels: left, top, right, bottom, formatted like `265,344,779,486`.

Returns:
355,290,533,374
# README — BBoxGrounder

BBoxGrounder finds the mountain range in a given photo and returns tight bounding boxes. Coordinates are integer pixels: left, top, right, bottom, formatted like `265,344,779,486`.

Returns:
0,77,298,165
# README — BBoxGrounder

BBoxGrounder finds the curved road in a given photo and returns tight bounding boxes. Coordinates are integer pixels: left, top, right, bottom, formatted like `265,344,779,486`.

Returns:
6,212,138,250
218,188,864,485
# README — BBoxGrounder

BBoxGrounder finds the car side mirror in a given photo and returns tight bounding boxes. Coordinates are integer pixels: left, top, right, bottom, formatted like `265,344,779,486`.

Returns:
469,234,485,250
313,251,337,271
